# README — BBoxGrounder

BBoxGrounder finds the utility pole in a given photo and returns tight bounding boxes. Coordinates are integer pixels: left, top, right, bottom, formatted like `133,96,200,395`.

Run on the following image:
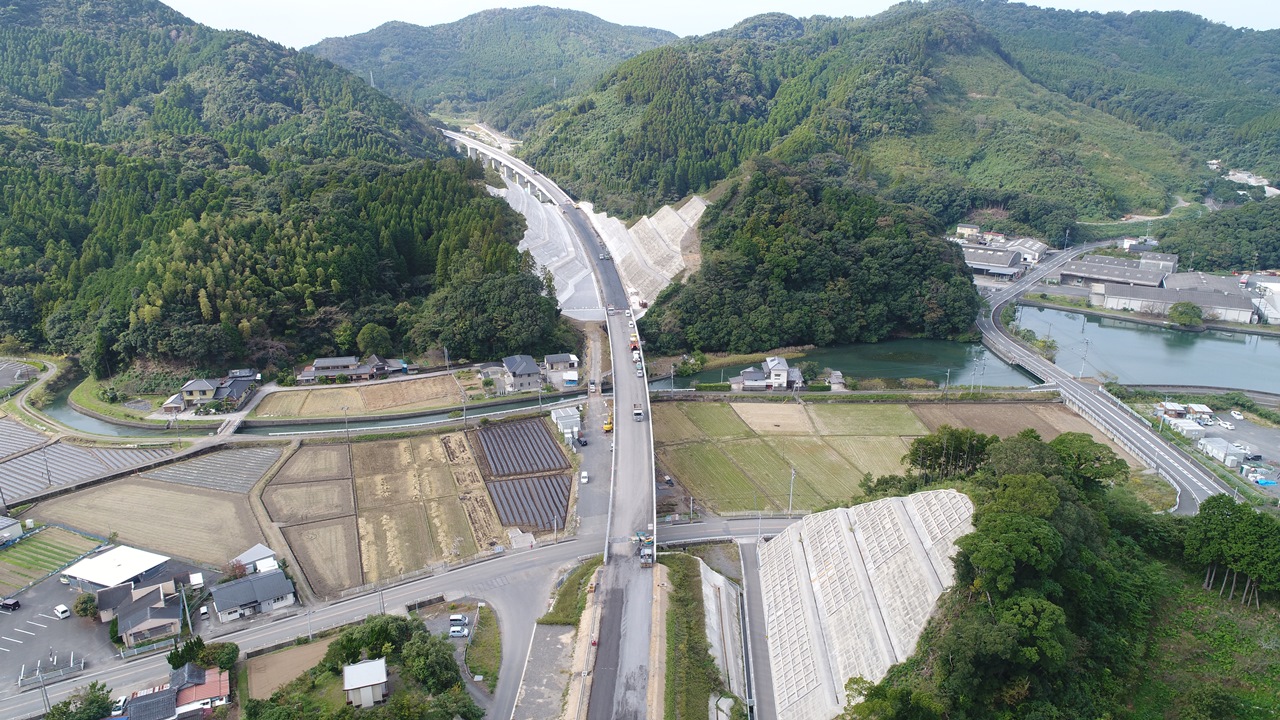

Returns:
944,368,951,404
787,466,795,516
1078,339,1090,380
443,345,450,371
42,444,51,487
341,406,351,445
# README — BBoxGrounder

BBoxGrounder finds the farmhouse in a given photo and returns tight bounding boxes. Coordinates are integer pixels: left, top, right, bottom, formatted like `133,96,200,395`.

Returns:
0,515,25,548
231,543,278,574
61,546,170,593
96,579,183,648
502,354,542,393
543,353,579,371
343,657,389,709
172,369,260,411
208,568,295,622
740,357,803,391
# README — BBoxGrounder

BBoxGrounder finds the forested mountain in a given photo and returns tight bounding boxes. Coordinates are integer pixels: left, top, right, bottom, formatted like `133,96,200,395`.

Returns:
948,0,1280,182
1155,197,1280,272
0,0,562,372
306,7,676,135
521,5,1200,229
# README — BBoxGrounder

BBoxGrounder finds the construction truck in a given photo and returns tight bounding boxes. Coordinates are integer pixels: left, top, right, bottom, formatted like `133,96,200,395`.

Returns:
636,531,655,567
603,413,613,433
632,403,643,421
629,335,639,352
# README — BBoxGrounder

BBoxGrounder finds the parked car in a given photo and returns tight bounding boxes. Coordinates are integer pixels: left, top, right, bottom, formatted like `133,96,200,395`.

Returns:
449,626,470,638
580,470,589,484
1230,410,1244,420
577,436,588,447
627,320,635,328
1,598,19,611
53,604,71,619
1220,421,1236,430
111,696,128,717
624,309,632,317
635,368,643,377
449,614,469,626
1245,454,1263,462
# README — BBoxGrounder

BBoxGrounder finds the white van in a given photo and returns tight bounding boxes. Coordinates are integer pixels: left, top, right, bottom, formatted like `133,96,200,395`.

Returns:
580,470,589,484
53,604,71,619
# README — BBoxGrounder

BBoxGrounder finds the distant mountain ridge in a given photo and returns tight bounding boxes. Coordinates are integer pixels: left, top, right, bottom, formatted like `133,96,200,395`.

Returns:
306,6,676,134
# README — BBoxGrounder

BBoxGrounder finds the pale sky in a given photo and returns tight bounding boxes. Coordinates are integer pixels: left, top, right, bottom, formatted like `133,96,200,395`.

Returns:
161,1,1278,49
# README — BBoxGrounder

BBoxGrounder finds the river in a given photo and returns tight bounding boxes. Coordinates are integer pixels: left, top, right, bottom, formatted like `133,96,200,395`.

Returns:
1012,306,1280,394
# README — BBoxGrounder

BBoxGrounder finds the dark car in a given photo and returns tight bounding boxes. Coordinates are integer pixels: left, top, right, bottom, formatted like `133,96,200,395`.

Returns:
1,598,20,611
577,437,588,447
1245,454,1263,462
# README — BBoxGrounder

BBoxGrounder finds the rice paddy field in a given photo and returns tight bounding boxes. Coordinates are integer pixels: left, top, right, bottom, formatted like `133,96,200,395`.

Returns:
655,401,1120,512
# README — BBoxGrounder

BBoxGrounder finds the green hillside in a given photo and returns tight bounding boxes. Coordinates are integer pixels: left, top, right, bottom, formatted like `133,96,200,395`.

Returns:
306,7,676,135
520,5,1201,226
0,0,560,372
949,0,1280,181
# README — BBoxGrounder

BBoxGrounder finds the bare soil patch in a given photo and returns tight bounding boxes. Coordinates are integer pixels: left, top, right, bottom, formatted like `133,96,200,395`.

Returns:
253,391,307,418
37,478,264,566
910,403,1060,438
274,446,351,484
283,517,362,598
247,636,338,699
263,480,356,525
360,375,461,411
731,403,815,435
351,438,414,478
299,387,364,417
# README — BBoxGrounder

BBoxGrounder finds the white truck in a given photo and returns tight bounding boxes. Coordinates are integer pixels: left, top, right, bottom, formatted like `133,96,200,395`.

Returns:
633,403,643,421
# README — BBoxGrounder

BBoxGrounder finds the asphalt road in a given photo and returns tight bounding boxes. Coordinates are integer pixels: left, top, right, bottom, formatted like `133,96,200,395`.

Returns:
979,245,1233,514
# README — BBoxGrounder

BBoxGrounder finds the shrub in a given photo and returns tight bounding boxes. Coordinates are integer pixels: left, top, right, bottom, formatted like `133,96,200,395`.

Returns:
806,383,831,391
694,382,731,391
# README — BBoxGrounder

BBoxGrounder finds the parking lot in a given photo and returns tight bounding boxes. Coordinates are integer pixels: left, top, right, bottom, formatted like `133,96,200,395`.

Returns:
1197,412,1280,494
0,572,118,686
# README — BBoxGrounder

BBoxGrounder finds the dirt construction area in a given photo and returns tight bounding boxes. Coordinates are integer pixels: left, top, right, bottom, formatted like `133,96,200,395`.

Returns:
247,635,338,699
266,433,507,597
35,477,266,566
254,375,462,418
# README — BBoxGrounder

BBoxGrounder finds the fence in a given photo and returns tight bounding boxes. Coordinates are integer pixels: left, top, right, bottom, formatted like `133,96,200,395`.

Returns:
16,659,86,689
120,637,176,660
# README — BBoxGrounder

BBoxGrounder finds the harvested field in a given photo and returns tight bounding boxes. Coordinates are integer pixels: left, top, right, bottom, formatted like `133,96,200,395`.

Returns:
488,475,571,530
0,527,101,594
359,375,460,411
731,403,815,435
253,391,307,418
454,465,504,550
36,478,264,566
139,447,281,494
658,444,762,512
351,438,414,477
651,404,705,446
808,404,929,437
427,496,479,559
766,437,863,501
358,504,434,583
263,480,356,525
475,419,568,477
298,387,363,417
910,403,1063,439
273,445,351,484
824,436,911,479
681,403,751,438
283,517,362,598
721,440,826,511
248,636,338,699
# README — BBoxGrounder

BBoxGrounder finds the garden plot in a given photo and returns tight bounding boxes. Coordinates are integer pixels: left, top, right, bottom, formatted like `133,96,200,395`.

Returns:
138,447,282,494
35,478,264,566
0,416,45,461
0,527,101,594
731,403,815,435
474,419,568,477
283,517,362,598
0,441,172,501
273,445,350,484
487,475,572,531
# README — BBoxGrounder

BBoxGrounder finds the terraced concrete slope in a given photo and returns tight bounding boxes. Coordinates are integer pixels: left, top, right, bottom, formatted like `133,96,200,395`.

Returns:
758,489,974,720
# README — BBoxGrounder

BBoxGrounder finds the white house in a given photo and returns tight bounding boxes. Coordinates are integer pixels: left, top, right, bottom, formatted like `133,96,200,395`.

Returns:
543,353,579,371
740,357,803,391
344,658,388,709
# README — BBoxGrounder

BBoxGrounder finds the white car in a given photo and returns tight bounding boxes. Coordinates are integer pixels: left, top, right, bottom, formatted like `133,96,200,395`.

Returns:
1230,410,1244,420
580,470,589,484
624,309,632,317
635,368,644,377
1220,421,1235,430
627,320,635,328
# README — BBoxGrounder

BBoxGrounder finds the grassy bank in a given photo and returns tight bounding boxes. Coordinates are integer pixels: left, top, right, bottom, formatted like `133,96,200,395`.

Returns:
660,553,729,720
465,605,501,692
68,377,167,425
538,556,603,626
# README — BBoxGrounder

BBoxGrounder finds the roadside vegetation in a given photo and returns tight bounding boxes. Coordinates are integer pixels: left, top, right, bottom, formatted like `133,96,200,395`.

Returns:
538,556,603,625
464,605,501,692
660,553,744,720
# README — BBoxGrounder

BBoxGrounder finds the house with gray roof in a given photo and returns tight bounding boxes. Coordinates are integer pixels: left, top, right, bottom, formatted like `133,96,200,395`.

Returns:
502,355,541,393
739,357,803,391
543,353,579,370
209,568,295,622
